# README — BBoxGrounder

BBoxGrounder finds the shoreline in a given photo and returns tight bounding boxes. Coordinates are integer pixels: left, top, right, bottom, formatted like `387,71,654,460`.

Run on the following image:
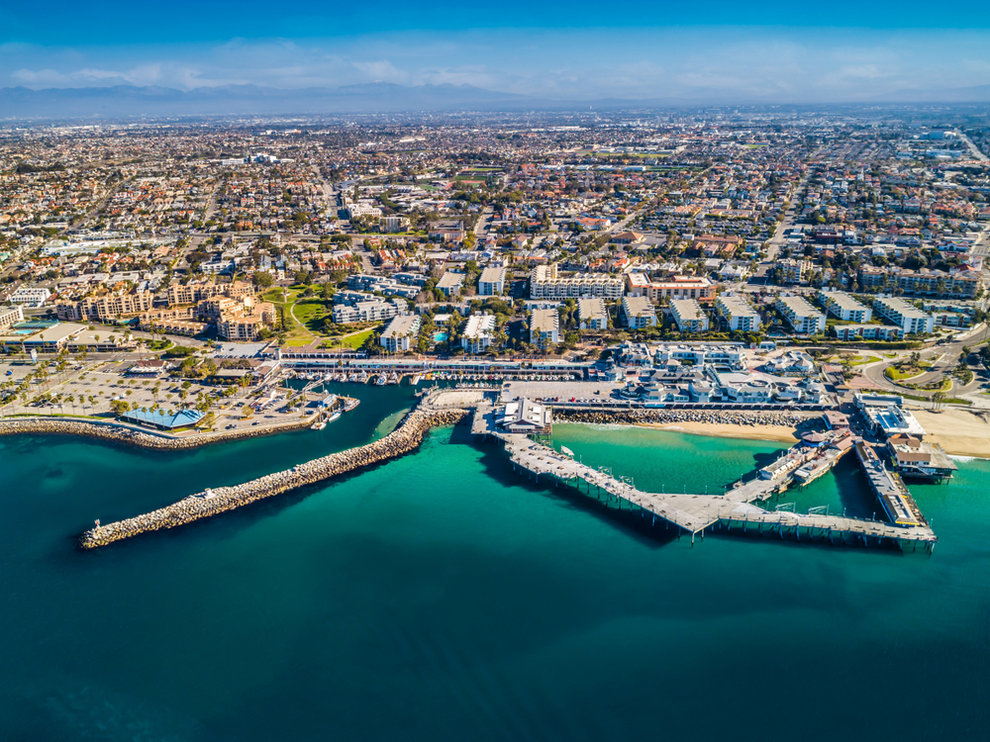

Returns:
633,421,798,444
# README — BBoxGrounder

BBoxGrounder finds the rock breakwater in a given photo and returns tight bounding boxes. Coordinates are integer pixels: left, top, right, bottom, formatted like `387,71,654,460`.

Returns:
0,416,314,450
554,407,815,427
79,407,467,549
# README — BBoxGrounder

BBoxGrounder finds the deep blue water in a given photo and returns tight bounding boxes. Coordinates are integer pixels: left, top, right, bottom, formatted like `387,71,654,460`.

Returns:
1,398,989,740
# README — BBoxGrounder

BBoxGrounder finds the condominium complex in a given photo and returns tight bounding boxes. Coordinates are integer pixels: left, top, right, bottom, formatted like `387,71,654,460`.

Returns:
669,298,710,333
858,266,980,299
626,273,715,304
818,290,872,323
56,290,155,322
0,304,24,331
380,313,421,353
833,324,904,341
529,308,560,349
578,298,608,330
530,264,624,299
873,296,935,335
436,271,465,297
478,266,506,296
621,296,658,329
332,298,405,324
716,293,761,332
461,314,497,354
776,295,826,334
778,258,812,285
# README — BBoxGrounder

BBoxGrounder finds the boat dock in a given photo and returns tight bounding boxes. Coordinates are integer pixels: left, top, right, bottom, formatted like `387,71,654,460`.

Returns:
483,410,936,550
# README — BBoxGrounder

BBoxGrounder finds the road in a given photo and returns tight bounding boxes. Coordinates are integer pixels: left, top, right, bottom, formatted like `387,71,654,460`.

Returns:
957,130,989,163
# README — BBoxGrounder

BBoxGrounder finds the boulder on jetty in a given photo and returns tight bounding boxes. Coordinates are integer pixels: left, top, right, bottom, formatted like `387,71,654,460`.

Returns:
78,406,468,550
0,416,313,450
554,407,814,428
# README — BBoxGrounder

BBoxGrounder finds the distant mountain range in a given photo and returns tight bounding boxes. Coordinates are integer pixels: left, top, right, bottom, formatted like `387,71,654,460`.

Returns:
2,81,990,120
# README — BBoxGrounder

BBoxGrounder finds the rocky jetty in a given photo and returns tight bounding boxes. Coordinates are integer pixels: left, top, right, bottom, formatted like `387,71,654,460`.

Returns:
554,407,815,428
79,407,467,549
0,415,313,450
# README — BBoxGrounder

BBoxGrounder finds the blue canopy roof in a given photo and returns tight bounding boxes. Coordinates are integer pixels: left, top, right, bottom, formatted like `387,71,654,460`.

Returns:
120,408,205,429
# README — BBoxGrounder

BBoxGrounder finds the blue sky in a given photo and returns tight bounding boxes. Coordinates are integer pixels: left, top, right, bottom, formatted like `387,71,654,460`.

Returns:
2,1,989,100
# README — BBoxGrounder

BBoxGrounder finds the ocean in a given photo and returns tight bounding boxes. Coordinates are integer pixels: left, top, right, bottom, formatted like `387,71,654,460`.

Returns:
1,389,989,740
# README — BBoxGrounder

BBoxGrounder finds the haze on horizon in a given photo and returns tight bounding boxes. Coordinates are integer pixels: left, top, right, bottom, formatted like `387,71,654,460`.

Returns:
2,0,990,104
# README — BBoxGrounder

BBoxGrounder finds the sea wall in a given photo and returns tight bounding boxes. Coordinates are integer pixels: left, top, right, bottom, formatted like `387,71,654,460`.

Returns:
78,407,468,549
553,407,816,427
0,415,314,450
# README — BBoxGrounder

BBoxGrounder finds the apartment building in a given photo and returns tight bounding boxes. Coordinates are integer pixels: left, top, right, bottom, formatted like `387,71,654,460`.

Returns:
622,296,658,329
818,290,872,323
530,264,624,300
858,266,980,299
461,314,496,354
332,298,405,324
215,297,276,341
578,298,608,330
669,298,710,333
9,286,51,307
529,308,560,349
0,304,24,331
625,273,715,304
873,296,935,335
436,271,465,298
778,258,812,285
776,295,826,334
56,290,155,322
716,293,761,332
833,324,904,341
478,266,506,296
380,314,421,353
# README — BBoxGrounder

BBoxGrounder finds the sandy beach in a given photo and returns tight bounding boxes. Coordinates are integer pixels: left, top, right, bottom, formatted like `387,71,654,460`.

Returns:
911,408,990,458
637,421,798,444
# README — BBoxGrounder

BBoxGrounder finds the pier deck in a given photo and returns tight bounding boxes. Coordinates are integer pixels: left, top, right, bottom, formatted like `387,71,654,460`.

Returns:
496,428,936,549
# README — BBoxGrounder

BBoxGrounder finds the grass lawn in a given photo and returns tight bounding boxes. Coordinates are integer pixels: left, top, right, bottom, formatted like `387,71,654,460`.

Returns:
848,355,881,366
884,365,923,381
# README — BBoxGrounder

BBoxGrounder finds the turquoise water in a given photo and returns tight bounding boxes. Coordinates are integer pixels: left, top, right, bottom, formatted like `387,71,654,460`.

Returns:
434,331,448,342
2,404,990,740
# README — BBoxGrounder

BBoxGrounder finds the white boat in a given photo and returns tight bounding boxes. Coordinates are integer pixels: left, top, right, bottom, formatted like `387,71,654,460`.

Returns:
310,420,327,430
326,409,342,423
375,374,386,386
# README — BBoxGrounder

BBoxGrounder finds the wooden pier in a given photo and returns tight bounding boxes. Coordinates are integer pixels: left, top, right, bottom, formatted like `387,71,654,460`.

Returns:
493,428,937,551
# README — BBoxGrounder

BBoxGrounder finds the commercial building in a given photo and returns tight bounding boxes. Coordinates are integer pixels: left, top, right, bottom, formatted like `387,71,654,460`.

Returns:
776,295,826,334
461,314,496,354
578,298,608,330
818,290,872,323
380,314,421,353
496,397,551,434
716,293,761,332
529,308,560,349
621,296,658,329
478,266,506,296
873,296,935,335
530,264,624,300
668,298,709,333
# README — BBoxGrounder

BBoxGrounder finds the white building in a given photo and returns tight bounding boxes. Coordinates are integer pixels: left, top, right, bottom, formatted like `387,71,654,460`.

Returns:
530,264,624,300
818,290,872,323
669,298,709,333
478,266,506,296
380,314,421,353
461,314,496,354
9,286,51,307
0,304,24,331
776,295,826,335
529,308,560,349
716,293,761,332
578,298,608,330
332,298,405,324
436,272,465,298
873,296,935,335
621,296,658,329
